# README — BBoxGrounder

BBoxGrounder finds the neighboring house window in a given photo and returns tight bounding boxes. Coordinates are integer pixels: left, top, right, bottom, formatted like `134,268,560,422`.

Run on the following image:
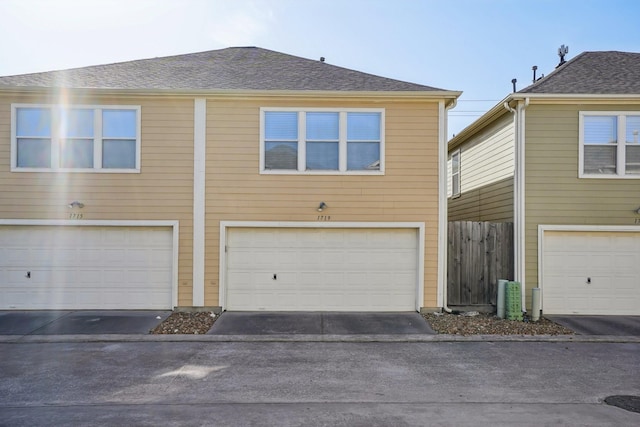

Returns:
261,108,384,174
451,149,461,197
12,104,140,172
580,112,640,178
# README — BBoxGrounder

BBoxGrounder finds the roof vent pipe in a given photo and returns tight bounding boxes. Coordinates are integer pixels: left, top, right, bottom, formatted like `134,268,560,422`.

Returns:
511,78,517,92
532,65,538,83
320,57,325,63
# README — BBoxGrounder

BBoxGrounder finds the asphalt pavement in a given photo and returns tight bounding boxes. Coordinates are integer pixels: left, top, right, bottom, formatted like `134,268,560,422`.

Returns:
0,340,638,426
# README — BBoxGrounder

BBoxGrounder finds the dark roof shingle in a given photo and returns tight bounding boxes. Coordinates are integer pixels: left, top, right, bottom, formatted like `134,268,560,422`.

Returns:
0,47,446,92
519,51,640,94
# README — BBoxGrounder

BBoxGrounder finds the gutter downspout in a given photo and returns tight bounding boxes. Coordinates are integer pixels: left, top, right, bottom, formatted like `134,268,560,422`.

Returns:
504,97,530,310
439,98,457,313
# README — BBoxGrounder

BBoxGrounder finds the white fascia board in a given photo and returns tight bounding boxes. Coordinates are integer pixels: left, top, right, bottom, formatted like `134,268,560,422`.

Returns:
0,86,462,100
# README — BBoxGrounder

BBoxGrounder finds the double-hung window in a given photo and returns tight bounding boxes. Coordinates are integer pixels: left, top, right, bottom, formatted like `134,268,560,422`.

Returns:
450,149,461,197
261,108,384,174
580,112,640,178
12,104,140,172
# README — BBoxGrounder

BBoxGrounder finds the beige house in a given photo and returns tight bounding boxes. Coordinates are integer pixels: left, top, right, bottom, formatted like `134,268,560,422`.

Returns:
448,51,640,315
0,47,460,312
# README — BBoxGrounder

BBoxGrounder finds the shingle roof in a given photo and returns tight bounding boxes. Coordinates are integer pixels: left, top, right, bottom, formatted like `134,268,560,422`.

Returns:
519,51,640,94
0,46,447,92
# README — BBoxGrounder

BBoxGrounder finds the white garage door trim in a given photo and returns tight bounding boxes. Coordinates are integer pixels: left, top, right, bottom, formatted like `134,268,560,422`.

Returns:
0,219,179,309
219,221,425,312
538,225,640,315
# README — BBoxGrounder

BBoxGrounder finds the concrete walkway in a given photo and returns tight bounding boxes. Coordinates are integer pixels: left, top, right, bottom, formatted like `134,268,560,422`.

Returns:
208,312,435,335
546,315,640,336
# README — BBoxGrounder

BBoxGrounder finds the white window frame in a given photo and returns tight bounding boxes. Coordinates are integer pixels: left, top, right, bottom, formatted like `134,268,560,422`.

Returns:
11,104,141,173
260,107,385,175
579,111,640,179
450,149,461,197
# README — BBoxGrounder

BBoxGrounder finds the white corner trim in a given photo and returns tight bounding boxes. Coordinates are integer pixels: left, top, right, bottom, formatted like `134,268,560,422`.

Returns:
193,98,206,307
218,221,425,312
437,100,447,308
0,219,180,309
514,98,529,306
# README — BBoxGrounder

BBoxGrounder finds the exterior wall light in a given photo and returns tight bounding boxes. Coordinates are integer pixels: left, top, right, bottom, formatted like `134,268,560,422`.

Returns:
317,202,328,212
68,201,85,209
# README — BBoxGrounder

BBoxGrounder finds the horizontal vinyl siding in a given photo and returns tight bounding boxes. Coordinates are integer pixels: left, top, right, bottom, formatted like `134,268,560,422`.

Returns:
524,103,640,289
0,94,194,307
460,114,514,193
449,177,514,222
205,99,441,308
447,113,514,222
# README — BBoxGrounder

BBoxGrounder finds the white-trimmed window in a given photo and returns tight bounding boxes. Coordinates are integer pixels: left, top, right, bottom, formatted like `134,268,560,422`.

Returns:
260,108,384,174
12,104,141,172
451,149,461,197
580,112,640,178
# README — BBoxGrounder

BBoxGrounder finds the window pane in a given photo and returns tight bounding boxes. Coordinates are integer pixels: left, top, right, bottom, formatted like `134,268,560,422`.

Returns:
584,145,616,174
626,145,640,174
103,110,136,138
347,112,380,140
626,116,640,143
103,139,136,169
64,109,94,137
347,142,380,170
584,116,616,144
16,108,51,137
306,112,339,140
17,138,51,168
265,112,298,140
452,152,460,173
306,141,338,170
265,142,297,170
61,139,94,168
452,174,460,195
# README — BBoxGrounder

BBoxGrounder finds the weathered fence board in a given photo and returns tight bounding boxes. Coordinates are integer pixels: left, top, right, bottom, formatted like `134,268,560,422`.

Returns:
447,221,513,306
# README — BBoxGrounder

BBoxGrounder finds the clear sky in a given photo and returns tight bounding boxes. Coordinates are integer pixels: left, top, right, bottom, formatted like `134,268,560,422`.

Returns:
1,0,638,136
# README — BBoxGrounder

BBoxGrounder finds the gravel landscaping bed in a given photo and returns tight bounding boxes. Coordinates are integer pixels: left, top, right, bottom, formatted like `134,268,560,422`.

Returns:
422,312,575,336
150,310,575,335
150,311,218,334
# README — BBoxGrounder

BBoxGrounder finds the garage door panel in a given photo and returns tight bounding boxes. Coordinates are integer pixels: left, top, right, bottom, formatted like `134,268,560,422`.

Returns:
226,227,418,311
542,230,640,315
0,226,173,310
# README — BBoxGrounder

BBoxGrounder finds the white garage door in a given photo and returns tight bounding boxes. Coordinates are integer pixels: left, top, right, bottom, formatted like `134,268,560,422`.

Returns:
541,230,640,315
0,226,173,310
225,228,418,311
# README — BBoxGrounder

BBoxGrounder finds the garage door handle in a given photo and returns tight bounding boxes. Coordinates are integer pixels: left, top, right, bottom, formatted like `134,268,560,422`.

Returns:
26,271,31,279
273,274,277,280
586,277,591,284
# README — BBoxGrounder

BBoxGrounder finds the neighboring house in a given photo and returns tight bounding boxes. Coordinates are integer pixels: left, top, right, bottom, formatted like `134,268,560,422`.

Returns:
0,47,460,312
447,51,640,315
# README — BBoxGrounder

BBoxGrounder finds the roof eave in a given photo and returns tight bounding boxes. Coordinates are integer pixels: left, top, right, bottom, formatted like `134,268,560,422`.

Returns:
448,94,513,150
448,92,640,150
512,93,640,101
0,85,462,101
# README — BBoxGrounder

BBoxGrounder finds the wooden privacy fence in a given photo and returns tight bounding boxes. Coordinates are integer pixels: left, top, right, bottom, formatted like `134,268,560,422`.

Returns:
447,221,514,307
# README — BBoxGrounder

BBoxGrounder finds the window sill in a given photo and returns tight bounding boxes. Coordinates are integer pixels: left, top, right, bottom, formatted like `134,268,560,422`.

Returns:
579,173,640,179
260,169,385,176
11,167,141,174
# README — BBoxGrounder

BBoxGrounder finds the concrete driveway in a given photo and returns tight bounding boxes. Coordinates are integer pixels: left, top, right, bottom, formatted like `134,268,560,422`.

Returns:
208,312,435,335
546,315,640,336
0,310,171,335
